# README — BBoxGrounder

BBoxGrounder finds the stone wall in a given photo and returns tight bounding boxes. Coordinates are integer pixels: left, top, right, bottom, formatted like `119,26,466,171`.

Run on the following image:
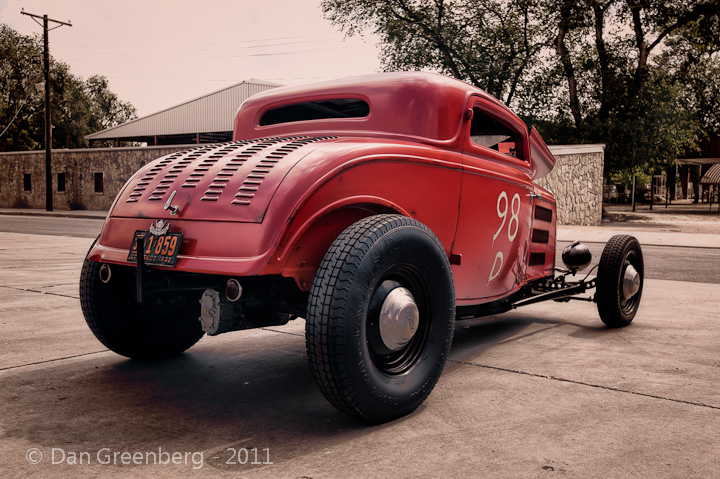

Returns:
0,145,188,210
541,144,605,226
1,143,605,225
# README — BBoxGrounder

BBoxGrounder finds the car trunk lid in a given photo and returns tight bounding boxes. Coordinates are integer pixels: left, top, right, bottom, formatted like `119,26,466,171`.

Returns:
110,136,338,223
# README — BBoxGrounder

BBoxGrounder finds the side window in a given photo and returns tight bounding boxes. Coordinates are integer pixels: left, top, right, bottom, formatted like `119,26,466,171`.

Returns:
469,108,519,158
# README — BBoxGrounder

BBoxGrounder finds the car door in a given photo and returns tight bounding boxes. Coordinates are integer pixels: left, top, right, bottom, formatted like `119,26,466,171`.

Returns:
451,97,534,304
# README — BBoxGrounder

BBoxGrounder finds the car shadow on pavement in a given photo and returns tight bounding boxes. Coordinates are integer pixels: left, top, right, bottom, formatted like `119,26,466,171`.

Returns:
447,312,610,368
1,337,372,471
3,313,618,472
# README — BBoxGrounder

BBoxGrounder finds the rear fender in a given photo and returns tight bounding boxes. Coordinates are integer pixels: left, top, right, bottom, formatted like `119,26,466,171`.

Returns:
269,157,462,290
277,201,403,290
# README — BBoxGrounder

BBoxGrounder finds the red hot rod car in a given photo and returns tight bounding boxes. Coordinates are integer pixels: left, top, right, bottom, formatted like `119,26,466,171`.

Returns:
81,72,644,422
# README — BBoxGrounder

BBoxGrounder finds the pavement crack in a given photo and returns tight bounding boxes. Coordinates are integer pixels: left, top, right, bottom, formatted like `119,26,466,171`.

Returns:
449,359,720,411
0,350,109,372
0,284,78,300
260,327,304,337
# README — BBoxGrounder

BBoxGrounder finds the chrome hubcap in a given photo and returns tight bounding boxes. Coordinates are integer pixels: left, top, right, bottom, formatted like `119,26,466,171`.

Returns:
622,264,640,299
379,287,419,351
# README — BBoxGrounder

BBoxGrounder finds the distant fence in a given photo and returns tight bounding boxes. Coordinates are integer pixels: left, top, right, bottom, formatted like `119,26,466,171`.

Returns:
0,143,604,225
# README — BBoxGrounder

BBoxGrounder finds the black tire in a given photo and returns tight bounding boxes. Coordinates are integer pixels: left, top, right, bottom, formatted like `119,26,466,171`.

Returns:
79,238,204,359
306,215,455,423
596,235,644,328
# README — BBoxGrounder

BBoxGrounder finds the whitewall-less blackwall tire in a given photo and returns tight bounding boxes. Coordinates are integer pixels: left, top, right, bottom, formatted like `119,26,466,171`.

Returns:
306,215,455,423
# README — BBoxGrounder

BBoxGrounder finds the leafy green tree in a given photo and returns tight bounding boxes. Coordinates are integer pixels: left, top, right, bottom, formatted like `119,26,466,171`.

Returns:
0,23,136,151
538,0,719,175
321,0,720,178
322,0,554,105
0,24,44,150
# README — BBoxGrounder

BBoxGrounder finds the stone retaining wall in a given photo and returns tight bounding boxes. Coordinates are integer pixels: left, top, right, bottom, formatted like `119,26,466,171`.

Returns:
0,145,188,210
542,145,605,226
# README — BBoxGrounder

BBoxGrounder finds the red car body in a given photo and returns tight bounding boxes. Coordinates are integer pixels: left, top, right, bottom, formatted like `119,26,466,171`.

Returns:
82,72,645,423
89,72,557,307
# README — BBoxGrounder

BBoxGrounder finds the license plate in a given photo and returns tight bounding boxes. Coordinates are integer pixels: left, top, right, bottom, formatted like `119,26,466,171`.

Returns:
127,231,183,266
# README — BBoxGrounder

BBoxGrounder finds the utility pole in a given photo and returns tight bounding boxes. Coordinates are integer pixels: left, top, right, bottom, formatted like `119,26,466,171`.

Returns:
21,9,72,212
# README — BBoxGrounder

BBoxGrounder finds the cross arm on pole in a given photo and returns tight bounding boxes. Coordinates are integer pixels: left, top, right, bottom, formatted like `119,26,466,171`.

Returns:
20,10,72,27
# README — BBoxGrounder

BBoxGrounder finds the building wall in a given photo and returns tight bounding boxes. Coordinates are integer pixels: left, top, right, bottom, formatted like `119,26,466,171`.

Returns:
541,145,605,226
0,146,188,210
1,143,605,225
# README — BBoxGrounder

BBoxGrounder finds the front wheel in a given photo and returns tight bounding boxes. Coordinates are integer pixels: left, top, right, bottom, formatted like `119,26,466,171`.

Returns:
596,235,644,328
306,215,455,423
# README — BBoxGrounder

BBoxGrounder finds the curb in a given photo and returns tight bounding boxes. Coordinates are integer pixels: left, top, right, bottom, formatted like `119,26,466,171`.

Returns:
0,210,107,220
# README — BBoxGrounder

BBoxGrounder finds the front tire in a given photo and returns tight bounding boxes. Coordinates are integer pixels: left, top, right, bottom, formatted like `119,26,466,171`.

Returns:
306,215,455,423
596,235,644,328
79,239,204,359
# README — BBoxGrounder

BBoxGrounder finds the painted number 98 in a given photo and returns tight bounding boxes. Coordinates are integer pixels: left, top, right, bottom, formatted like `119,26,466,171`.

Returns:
488,191,521,284
492,191,520,246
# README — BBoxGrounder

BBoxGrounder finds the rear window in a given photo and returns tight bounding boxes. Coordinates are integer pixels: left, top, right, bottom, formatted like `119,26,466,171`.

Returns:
260,98,369,126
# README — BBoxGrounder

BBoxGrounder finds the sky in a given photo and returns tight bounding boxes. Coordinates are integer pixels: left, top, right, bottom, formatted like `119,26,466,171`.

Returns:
1,0,382,117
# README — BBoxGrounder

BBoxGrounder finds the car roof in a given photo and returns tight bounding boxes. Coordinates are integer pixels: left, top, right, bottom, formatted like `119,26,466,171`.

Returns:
234,72,523,146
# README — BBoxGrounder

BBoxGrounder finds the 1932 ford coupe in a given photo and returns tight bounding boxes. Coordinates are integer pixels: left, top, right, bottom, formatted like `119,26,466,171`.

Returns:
81,72,644,422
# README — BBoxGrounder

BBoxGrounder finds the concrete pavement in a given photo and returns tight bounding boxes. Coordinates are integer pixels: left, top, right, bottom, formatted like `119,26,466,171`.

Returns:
559,203,720,248
0,226,719,478
557,226,719,249
0,208,108,220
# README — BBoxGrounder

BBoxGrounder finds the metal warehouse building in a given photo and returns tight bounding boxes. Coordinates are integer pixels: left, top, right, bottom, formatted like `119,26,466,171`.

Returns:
85,79,282,146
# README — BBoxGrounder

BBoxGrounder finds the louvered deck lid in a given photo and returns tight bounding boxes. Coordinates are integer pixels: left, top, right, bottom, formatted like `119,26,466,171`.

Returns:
111,135,337,223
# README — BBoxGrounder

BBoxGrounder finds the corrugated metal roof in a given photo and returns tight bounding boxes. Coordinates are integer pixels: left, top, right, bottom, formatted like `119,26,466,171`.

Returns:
86,79,282,140
700,163,720,185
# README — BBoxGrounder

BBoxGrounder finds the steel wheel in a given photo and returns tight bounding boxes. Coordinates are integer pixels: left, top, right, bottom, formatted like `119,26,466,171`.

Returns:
596,235,644,328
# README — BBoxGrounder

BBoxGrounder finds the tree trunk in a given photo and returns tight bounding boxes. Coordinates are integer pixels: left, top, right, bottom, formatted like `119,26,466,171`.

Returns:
555,3,581,127
592,1,612,120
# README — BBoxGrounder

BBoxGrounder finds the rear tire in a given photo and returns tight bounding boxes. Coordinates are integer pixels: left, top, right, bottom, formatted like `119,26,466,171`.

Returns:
306,215,455,423
79,239,204,359
596,235,644,328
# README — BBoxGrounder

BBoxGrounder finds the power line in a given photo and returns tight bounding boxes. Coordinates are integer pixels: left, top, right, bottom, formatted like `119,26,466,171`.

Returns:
52,39,334,57
55,38,331,55
0,91,33,139
54,33,337,49
59,46,344,62
72,74,351,82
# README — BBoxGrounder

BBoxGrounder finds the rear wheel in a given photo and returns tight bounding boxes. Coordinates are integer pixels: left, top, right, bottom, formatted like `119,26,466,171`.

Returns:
306,215,455,423
79,239,204,359
596,235,644,328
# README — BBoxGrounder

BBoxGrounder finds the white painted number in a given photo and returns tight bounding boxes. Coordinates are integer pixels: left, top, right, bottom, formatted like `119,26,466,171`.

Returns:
492,191,508,246
488,191,522,284
508,193,520,241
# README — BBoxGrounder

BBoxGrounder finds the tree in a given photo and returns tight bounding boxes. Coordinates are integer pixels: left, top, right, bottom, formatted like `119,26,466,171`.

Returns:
539,0,719,175
0,23,137,151
321,0,720,178
322,0,554,105
0,24,44,151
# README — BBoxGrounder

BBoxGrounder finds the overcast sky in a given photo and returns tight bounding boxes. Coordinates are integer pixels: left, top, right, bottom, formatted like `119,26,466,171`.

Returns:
1,0,382,116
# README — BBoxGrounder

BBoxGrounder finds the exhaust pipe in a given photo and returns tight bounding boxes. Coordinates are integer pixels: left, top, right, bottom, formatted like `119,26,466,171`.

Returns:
99,264,112,284
225,279,242,302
